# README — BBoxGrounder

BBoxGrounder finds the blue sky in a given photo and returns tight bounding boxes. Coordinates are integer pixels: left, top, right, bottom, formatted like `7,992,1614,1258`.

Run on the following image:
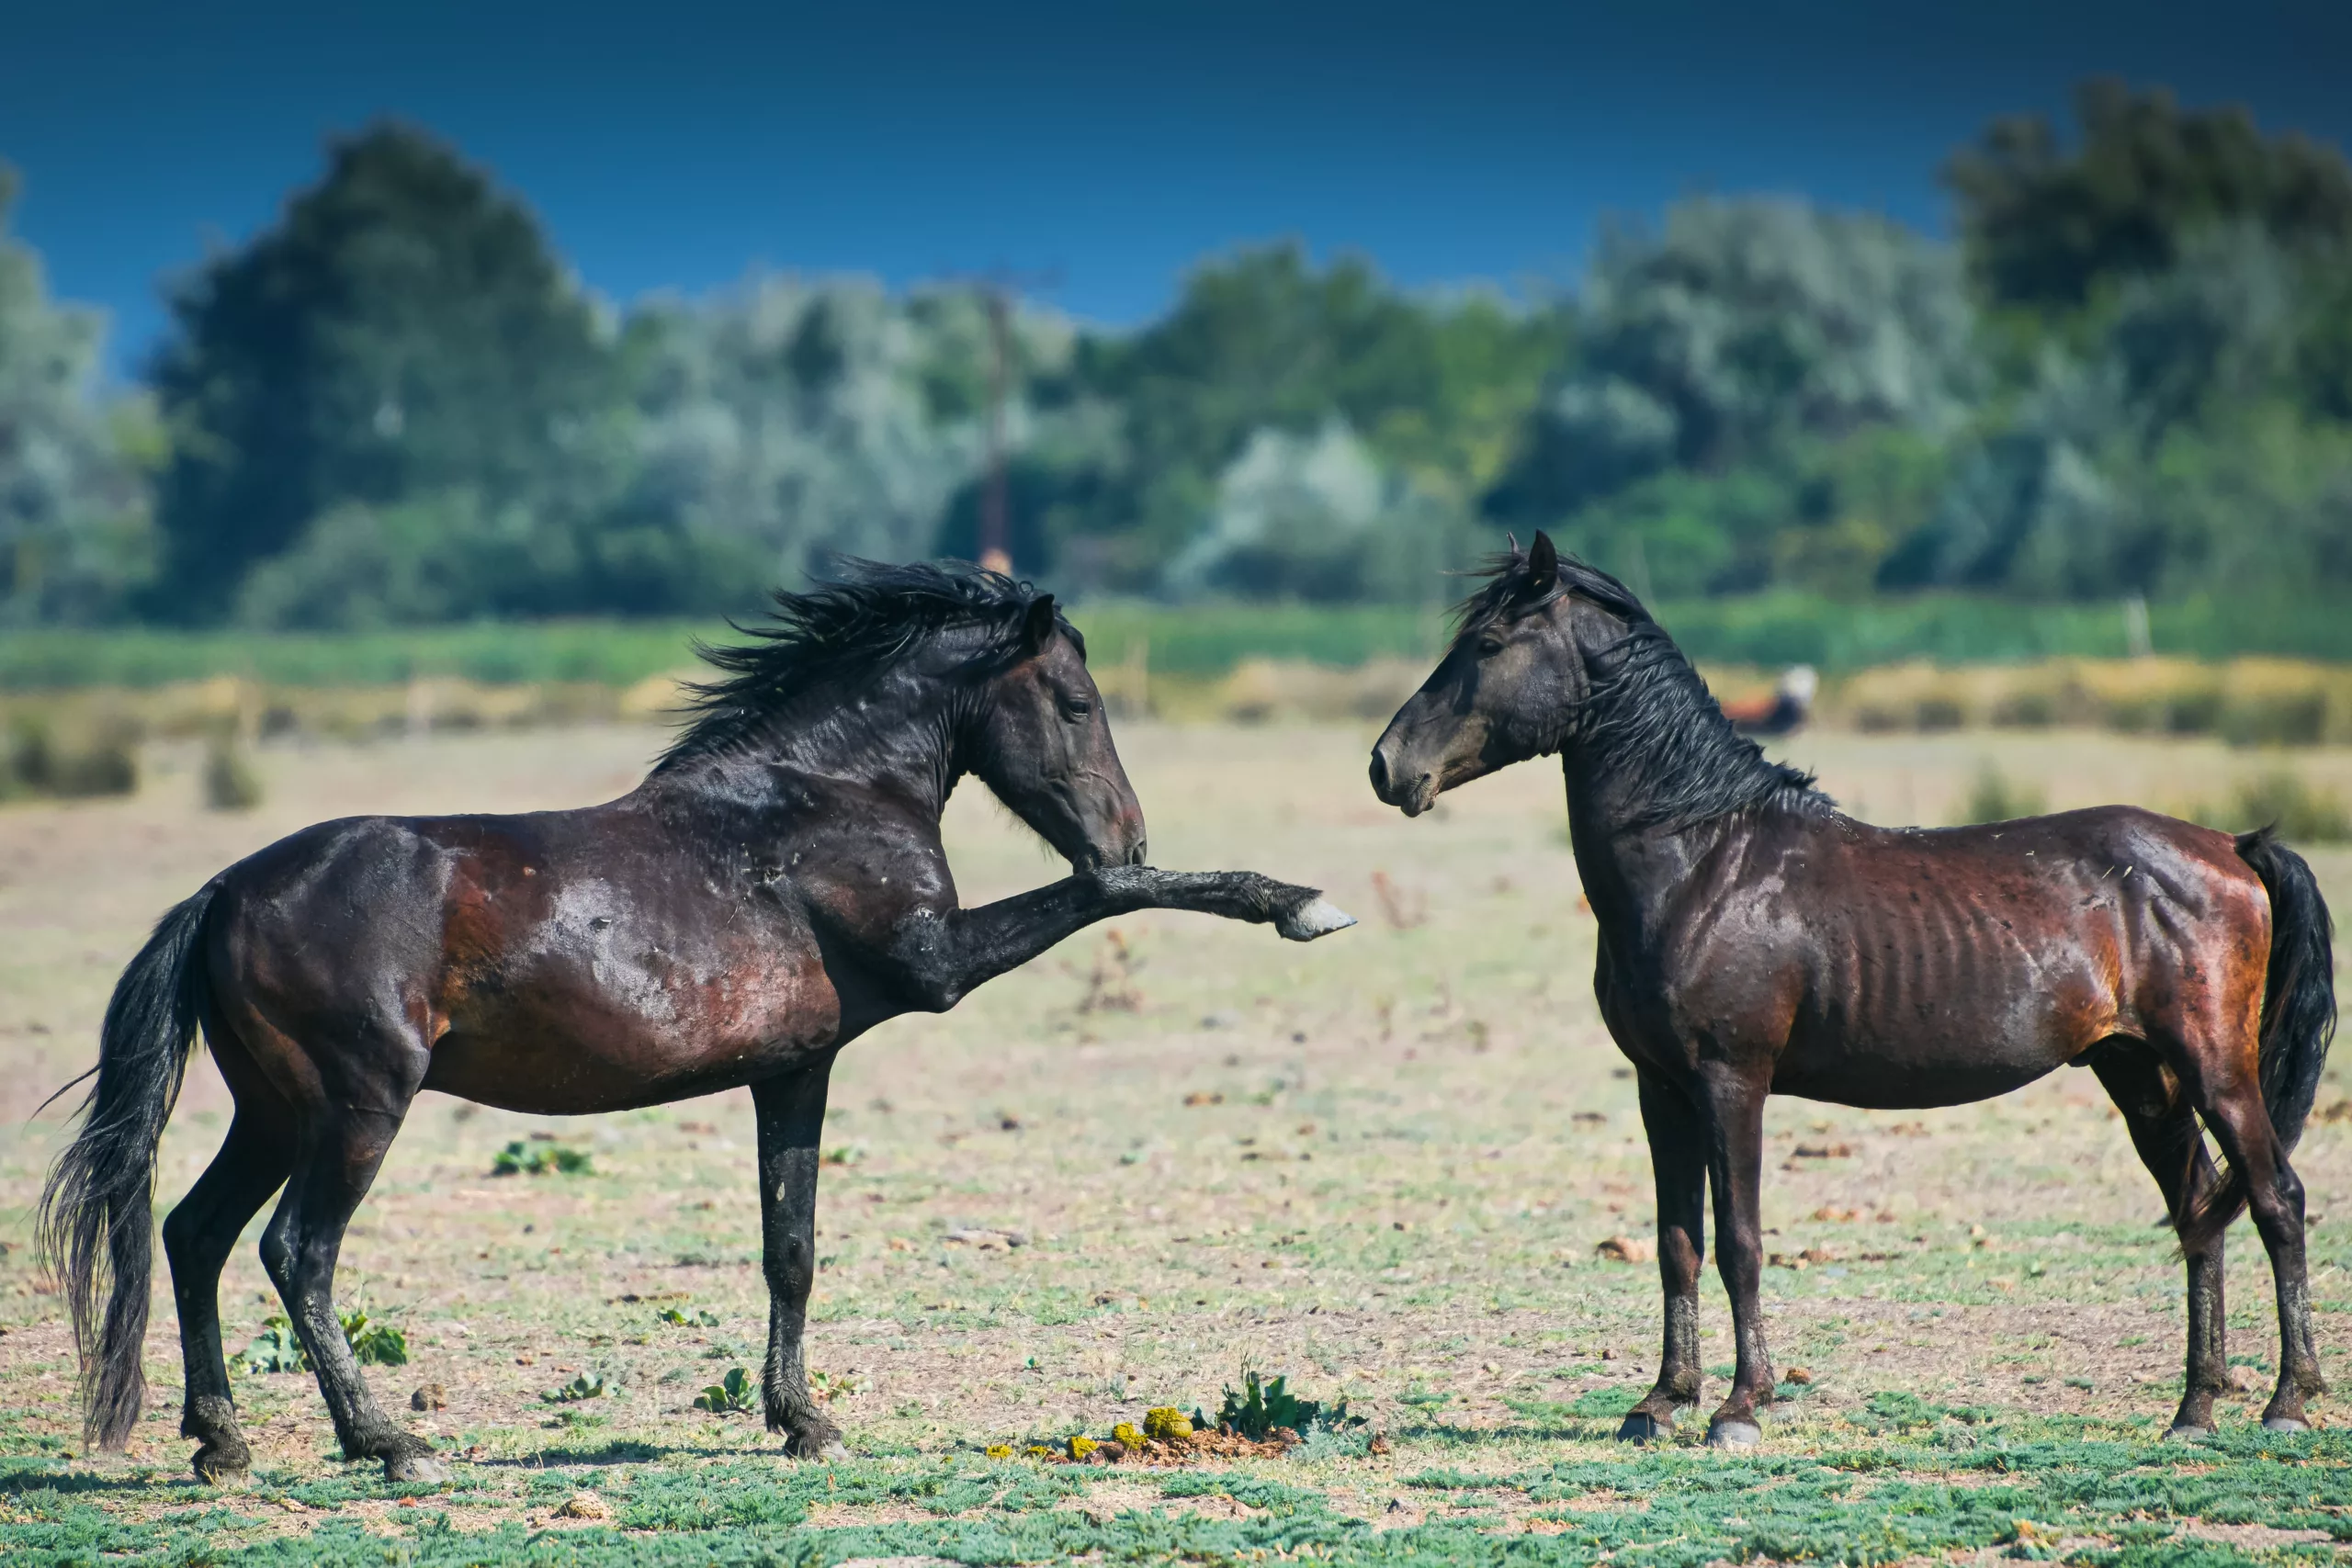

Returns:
5,0,2348,378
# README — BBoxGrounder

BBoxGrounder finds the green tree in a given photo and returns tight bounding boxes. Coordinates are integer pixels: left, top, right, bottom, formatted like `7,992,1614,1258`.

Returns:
1946,78,2352,310
150,122,614,616
0,165,154,625
1487,197,1976,558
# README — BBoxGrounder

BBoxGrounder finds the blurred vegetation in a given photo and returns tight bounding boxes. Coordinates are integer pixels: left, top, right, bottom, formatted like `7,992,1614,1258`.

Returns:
3,83,2350,653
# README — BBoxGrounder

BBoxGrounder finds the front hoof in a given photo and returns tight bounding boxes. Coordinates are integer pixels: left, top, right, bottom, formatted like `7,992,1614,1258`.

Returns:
1706,1417,1763,1449
2163,1423,2217,1443
384,1451,450,1484
1274,897,1357,942
2262,1416,2312,1434
1616,1410,1675,1444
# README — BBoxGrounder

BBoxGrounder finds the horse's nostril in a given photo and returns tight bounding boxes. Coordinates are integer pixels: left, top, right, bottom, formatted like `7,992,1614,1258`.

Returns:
1368,750,1390,798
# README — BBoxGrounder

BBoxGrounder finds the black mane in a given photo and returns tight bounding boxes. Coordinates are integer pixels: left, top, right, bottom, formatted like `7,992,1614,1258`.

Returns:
1453,549,1829,831
655,558,1079,773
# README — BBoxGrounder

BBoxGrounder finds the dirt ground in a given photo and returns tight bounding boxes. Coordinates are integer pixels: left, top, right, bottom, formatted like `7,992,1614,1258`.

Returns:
1,718,2348,1557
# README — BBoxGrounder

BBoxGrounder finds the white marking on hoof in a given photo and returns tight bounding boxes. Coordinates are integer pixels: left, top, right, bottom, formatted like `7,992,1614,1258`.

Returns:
2263,1416,2311,1433
1276,898,1358,942
1706,1418,1762,1449
2164,1424,2216,1442
819,1439,850,1461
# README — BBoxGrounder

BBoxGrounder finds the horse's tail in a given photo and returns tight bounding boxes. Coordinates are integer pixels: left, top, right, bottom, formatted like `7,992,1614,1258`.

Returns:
2184,829,2337,1247
2239,828,2337,1157
36,880,221,1450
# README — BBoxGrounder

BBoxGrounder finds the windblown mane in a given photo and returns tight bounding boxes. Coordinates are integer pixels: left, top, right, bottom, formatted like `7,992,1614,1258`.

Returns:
654,558,1079,773
1453,549,1829,831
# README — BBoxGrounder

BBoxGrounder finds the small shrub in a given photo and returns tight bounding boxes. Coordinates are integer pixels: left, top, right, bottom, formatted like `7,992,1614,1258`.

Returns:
492,1140,592,1176
657,1305,720,1327
202,738,264,811
2226,772,2352,844
242,1316,308,1374
543,1372,608,1404
1955,763,2046,825
241,1306,405,1372
693,1367,758,1414
2,716,139,801
1209,1371,1351,1438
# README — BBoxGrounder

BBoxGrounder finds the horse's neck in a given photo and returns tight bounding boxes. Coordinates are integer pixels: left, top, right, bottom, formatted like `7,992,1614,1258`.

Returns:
1559,756,1719,949
650,696,963,827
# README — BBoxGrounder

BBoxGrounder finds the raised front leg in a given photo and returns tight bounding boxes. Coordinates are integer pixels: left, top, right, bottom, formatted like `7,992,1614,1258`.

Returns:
752,1055,846,1458
1620,1069,1707,1443
884,867,1352,1011
1698,1067,1774,1448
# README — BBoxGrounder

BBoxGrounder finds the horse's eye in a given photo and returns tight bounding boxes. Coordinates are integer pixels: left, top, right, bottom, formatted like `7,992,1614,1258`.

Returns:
1059,696,1093,719
1476,638,1505,658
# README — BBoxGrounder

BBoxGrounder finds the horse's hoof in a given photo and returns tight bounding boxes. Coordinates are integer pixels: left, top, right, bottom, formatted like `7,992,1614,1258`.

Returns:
2262,1416,2311,1434
1275,897,1357,942
1615,1411,1673,1444
1706,1418,1763,1449
818,1439,850,1461
2163,1423,2216,1442
192,1453,251,1487
384,1452,450,1484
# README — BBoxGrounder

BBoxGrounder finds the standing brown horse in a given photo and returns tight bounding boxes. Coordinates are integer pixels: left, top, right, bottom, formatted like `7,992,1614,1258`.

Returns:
1371,533,2335,1447
40,560,1353,1483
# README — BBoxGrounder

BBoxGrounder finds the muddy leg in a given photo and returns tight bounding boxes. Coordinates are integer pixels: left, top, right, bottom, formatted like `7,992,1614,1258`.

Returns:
1698,1069,1773,1448
2090,1051,2230,1436
162,1112,292,1483
260,1102,441,1482
1620,1070,1706,1443
753,1053,846,1459
2199,1086,2325,1430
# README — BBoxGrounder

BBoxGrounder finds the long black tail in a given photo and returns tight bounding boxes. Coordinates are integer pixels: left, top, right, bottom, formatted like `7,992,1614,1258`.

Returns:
2238,828,2337,1157
35,881,221,1450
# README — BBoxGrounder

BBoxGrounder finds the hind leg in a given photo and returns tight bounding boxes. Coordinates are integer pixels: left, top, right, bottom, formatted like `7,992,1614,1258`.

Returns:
2090,1047,2229,1436
260,1098,441,1481
162,1111,293,1483
2197,1081,2326,1429
1619,1069,1707,1442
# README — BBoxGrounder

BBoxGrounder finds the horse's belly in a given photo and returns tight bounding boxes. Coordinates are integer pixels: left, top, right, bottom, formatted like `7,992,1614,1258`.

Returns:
423,953,842,1114
1770,1045,2068,1110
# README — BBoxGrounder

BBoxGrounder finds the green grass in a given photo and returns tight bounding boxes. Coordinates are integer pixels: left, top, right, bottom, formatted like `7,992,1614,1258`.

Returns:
4,1412,2346,1565
8,590,2351,692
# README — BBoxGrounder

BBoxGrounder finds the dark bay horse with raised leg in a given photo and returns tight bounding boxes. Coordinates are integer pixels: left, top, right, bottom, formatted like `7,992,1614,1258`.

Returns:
1371,533,2335,1448
40,560,1354,1483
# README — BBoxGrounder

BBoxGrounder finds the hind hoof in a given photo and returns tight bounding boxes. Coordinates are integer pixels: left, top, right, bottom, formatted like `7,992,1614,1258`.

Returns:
1616,1411,1674,1444
2163,1423,2216,1442
1707,1418,1762,1449
384,1452,450,1484
2262,1416,2311,1434
191,1450,251,1487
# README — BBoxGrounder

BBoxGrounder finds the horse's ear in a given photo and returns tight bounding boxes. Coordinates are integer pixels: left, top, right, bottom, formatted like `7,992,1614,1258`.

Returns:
1022,594,1059,655
1526,531,1558,595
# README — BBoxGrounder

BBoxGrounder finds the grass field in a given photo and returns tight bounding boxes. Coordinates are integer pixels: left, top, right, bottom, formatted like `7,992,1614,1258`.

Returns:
3,720,2351,1564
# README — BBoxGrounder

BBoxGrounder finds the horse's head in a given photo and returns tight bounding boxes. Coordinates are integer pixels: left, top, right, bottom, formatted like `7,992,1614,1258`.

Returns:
968,595,1148,871
1369,531,1639,817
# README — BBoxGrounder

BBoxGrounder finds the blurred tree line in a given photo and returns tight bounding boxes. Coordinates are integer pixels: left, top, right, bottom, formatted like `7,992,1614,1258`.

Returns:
2,79,2348,629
